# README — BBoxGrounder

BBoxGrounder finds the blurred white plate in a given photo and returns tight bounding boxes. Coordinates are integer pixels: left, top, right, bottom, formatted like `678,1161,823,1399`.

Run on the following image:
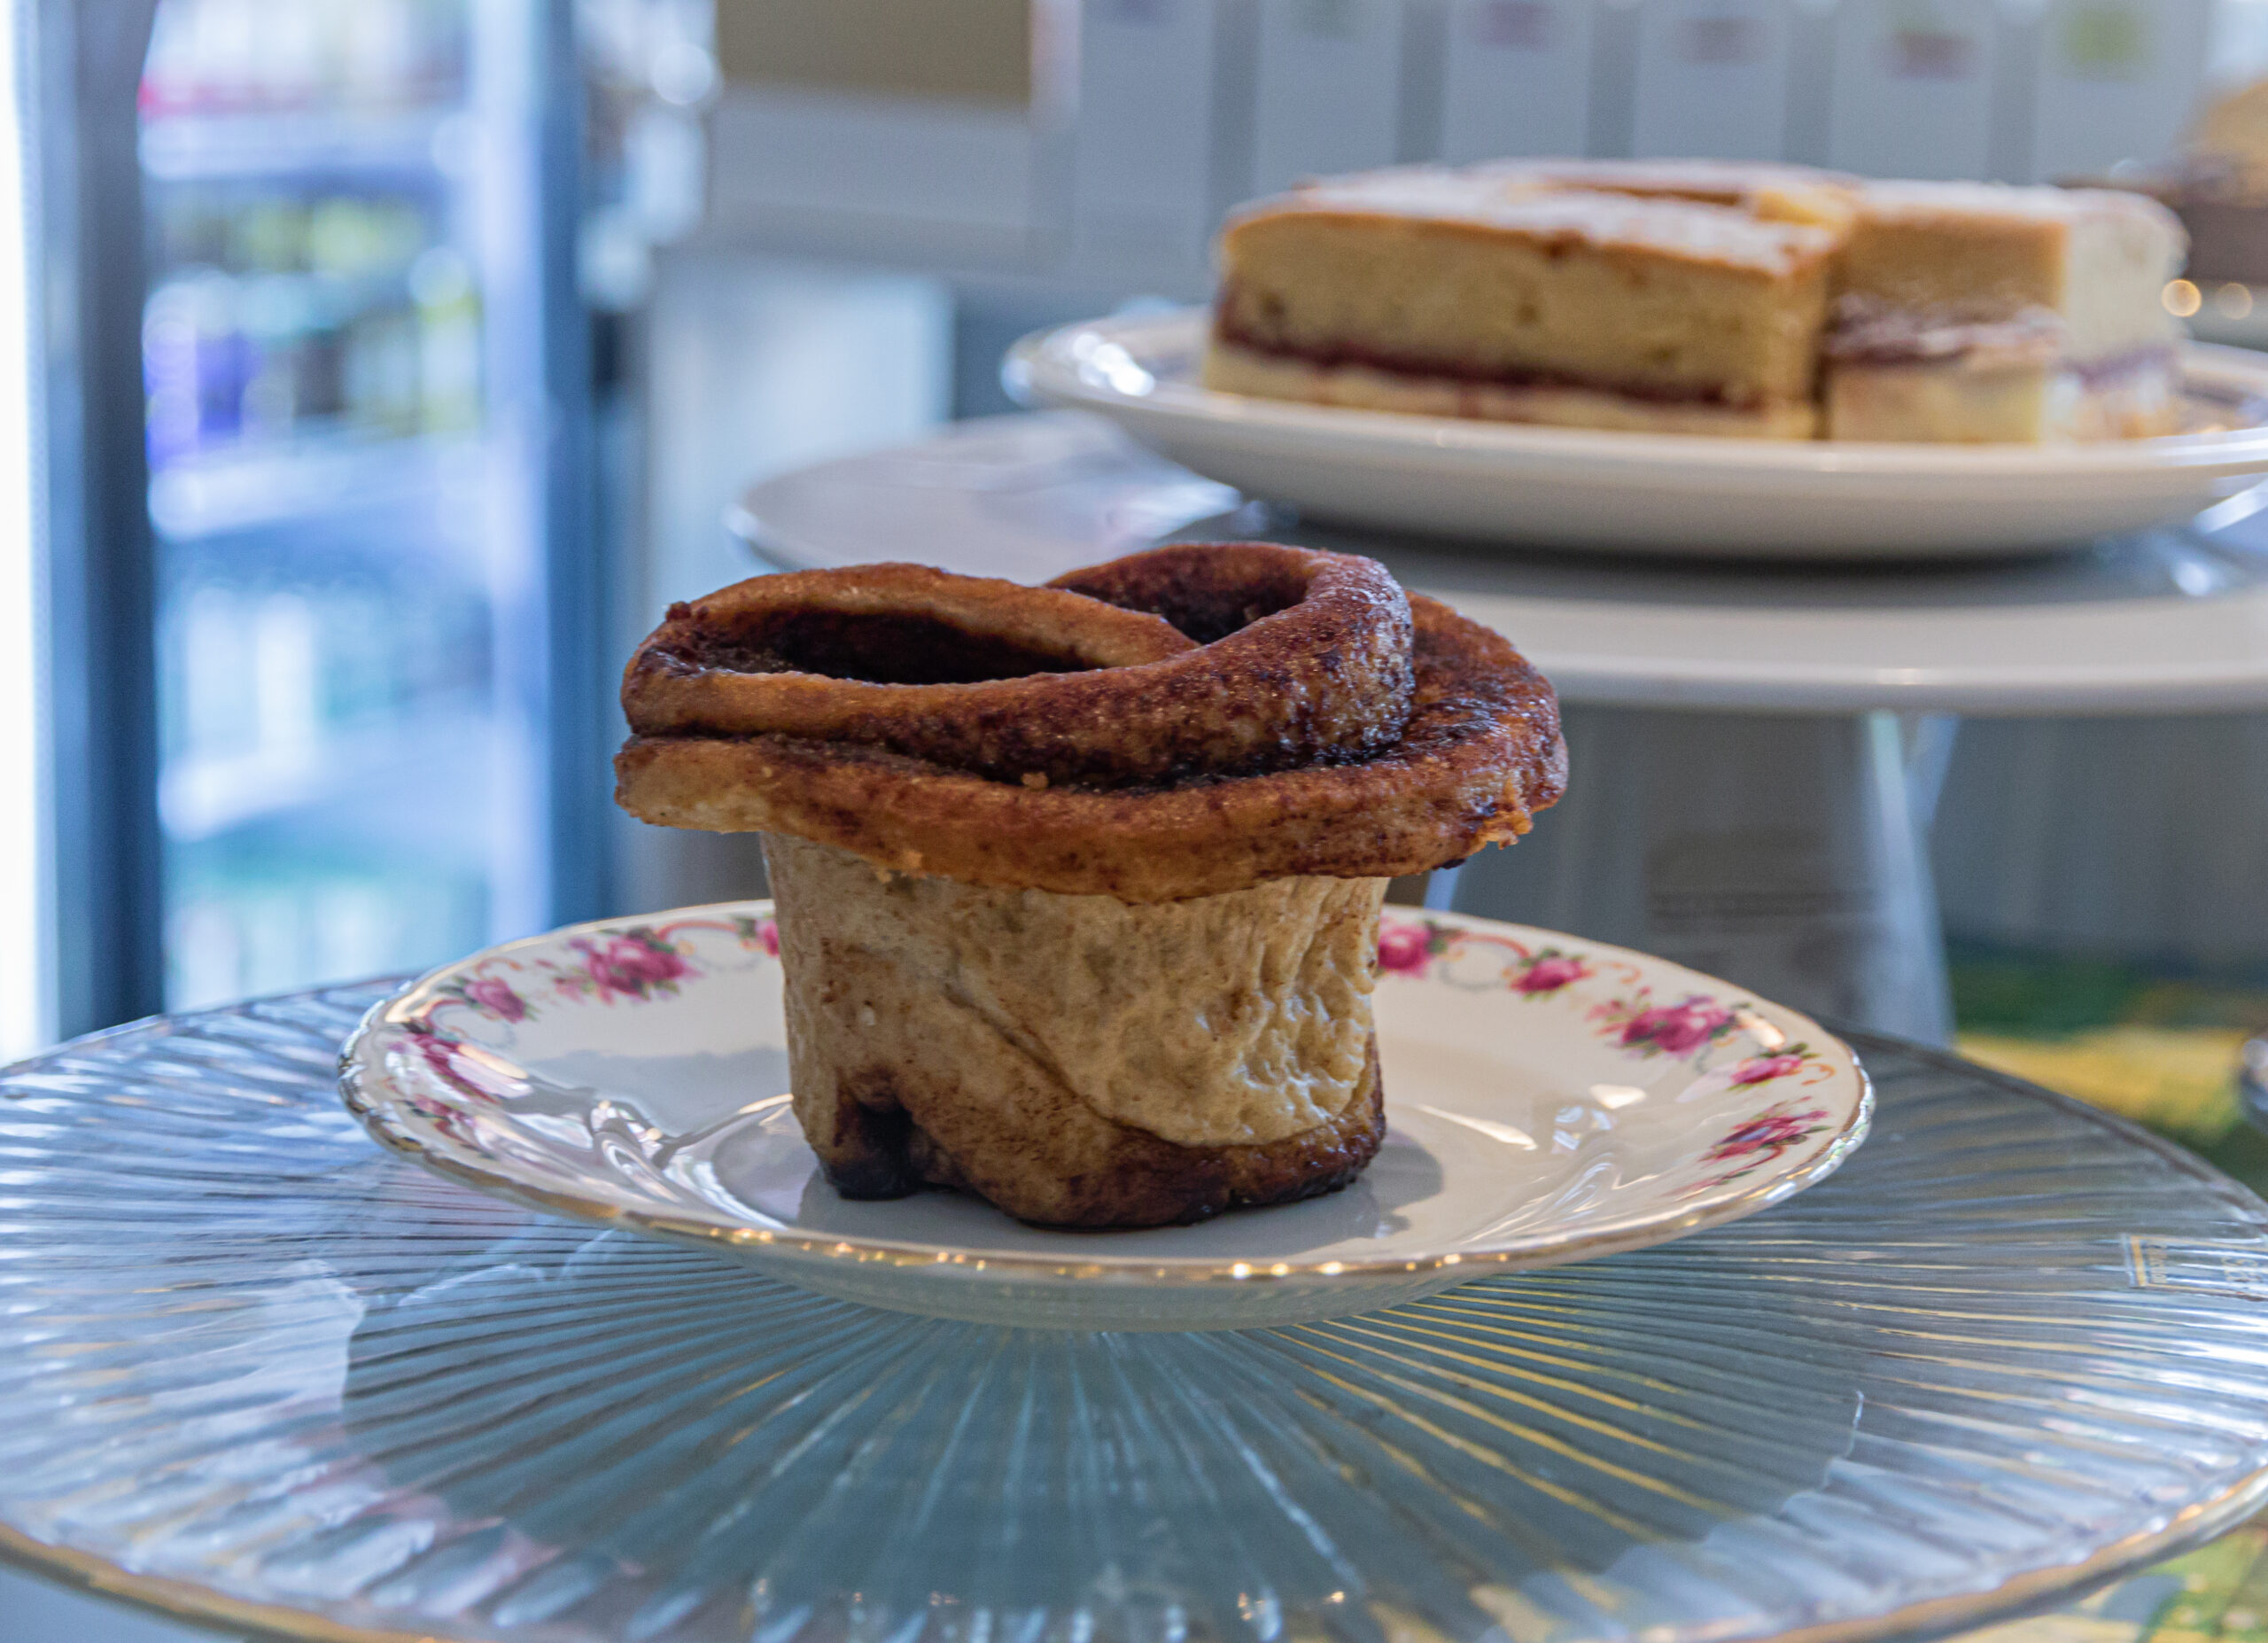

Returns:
342,903,1869,1332
1006,308,2268,557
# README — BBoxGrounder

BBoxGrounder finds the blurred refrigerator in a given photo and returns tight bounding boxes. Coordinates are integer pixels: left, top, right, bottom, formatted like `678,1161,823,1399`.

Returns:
57,0,610,1024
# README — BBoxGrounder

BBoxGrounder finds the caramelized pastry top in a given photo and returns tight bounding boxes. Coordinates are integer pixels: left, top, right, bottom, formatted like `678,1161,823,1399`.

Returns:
616,541,1565,901
623,549,1411,789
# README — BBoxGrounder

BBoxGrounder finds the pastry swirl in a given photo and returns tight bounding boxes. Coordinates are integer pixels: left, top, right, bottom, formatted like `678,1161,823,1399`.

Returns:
623,548,1414,788
617,542,1565,903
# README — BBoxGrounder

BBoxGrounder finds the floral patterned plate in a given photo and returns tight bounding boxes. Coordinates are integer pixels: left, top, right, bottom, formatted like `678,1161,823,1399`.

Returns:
340,904,1870,1329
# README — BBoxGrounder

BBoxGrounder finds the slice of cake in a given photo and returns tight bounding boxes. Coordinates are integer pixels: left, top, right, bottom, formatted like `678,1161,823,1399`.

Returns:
1822,182,2187,442
1206,160,2189,445
1206,167,1842,439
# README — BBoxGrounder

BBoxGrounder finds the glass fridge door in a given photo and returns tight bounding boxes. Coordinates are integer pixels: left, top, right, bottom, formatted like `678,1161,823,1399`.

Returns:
136,0,590,1009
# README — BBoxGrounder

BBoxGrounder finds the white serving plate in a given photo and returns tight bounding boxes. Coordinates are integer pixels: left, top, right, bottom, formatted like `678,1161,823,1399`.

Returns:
1006,308,2268,557
341,903,1870,1331
732,412,2268,716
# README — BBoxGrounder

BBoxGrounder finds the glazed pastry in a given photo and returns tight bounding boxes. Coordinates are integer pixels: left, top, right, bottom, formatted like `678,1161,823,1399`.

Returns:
616,544,1564,1227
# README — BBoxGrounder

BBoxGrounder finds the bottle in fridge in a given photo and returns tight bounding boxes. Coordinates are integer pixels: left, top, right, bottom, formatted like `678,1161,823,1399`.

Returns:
135,0,602,1011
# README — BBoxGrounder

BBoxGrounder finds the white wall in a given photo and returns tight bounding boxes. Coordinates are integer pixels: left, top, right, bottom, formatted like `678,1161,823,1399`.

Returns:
703,0,2235,311
640,251,951,615
618,250,952,915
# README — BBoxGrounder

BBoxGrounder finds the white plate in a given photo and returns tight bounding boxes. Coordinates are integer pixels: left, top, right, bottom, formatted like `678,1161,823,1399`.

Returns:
1006,309,2268,557
341,903,1871,1330
732,412,2268,716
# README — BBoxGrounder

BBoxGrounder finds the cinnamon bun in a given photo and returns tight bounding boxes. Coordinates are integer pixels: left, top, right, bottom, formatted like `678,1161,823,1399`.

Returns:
616,542,1564,1227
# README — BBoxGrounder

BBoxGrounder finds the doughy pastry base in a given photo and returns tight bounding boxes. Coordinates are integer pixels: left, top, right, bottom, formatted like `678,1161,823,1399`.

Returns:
766,834,1389,1228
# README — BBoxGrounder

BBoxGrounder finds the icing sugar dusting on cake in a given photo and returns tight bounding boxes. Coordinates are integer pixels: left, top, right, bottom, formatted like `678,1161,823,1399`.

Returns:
1240,165,1842,276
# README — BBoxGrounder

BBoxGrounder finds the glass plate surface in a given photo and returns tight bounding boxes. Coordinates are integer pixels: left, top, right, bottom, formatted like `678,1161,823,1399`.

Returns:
4,984,2268,1643
339,905,1872,1328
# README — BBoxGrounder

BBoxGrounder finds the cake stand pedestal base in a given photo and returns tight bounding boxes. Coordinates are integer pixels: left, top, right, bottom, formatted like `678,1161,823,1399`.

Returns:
1449,705,1957,1045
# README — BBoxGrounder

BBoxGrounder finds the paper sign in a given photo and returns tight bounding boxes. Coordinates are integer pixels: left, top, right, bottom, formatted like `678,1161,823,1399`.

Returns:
1440,0,1596,161
2031,0,2211,180
1251,0,1406,194
1826,0,1996,180
1632,0,1795,160
1069,0,1220,266
2128,1238,2268,1304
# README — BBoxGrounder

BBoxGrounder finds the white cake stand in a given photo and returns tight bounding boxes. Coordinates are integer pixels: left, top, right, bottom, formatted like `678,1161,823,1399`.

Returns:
728,412,2268,1043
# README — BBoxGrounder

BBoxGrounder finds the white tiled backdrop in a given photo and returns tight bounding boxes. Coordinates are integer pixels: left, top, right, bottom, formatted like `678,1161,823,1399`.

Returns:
704,0,2251,305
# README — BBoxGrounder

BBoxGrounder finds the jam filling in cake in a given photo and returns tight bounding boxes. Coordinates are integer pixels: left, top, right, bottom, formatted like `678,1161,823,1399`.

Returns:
1208,171,1839,440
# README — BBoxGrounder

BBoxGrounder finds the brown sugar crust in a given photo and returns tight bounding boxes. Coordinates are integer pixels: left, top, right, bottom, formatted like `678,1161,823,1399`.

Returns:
615,542,1565,902
621,549,1414,789
810,1008,1386,1228
889,1039,1383,1228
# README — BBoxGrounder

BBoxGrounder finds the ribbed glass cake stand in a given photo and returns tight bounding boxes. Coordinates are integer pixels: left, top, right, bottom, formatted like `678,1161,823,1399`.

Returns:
4,983,2268,1643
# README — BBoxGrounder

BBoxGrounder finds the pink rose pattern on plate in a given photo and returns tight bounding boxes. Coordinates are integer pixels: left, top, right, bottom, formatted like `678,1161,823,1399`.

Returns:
1375,921,1434,976
427,913,778,1032
1376,915,1838,1195
1514,954,1590,994
1683,1095,1837,1196
1375,917,1602,996
1591,994,1742,1063
403,914,782,1127
395,1023,533,1146
1730,1051,1809,1086
461,977,526,1024
405,910,1842,1198
564,932,692,1004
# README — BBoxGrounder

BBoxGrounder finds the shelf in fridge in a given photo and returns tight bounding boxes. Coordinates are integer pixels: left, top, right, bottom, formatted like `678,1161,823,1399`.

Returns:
160,694,495,845
150,430,482,540
140,107,465,183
